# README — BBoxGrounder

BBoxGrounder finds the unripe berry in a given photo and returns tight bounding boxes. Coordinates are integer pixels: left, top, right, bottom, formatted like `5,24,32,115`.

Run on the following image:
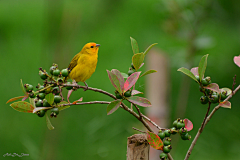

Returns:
35,99,43,107
159,152,168,160
158,130,165,140
163,145,172,153
52,87,60,95
50,107,59,118
43,99,51,107
115,91,122,99
38,93,45,100
124,90,132,97
61,68,69,77
163,137,171,146
202,77,211,86
181,133,191,140
164,129,171,137
200,96,209,104
54,95,62,103
221,90,228,100
131,63,135,70
209,94,219,103
53,69,60,76
29,92,36,98
176,119,185,129
25,84,33,92
37,110,46,117
66,82,73,90
179,127,187,135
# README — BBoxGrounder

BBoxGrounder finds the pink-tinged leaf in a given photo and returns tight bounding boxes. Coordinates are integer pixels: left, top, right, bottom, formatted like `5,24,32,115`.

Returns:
58,101,70,111
107,100,122,115
124,72,141,92
204,83,220,93
190,67,199,76
219,88,232,96
10,101,34,113
131,90,143,96
33,107,52,113
72,97,83,105
6,96,26,104
107,70,122,94
132,53,144,71
127,96,151,107
111,69,124,92
184,119,193,131
22,95,28,101
219,101,231,109
67,89,73,103
147,131,163,150
234,55,240,67
46,115,54,130
178,67,199,83
140,69,157,78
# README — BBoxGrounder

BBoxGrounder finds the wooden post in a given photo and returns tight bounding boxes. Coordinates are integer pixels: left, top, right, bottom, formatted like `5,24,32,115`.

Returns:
127,134,149,160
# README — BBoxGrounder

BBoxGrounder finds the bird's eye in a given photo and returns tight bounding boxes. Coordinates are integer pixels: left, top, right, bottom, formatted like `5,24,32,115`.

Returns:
90,46,94,48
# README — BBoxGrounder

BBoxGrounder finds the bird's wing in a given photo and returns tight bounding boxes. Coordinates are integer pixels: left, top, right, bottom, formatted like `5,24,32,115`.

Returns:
68,53,81,72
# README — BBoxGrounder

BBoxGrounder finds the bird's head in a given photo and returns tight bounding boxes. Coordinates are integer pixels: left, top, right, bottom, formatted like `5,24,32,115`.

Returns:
83,42,100,55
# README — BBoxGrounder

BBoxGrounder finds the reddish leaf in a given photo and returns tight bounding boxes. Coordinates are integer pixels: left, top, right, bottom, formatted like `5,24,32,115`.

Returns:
111,69,124,92
234,55,240,67
72,97,83,105
131,90,143,96
178,67,199,83
6,96,26,104
184,119,193,131
124,72,141,92
107,70,122,94
147,131,163,150
67,89,73,103
204,83,220,93
219,101,231,109
220,88,232,96
10,101,34,113
22,96,28,101
127,96,151,107
33,107,52,113
190,67,199,76
107,100,122,115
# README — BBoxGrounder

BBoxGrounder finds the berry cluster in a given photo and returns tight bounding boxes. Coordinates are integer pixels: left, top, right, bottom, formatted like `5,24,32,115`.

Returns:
24,64,72,118
197,76,228,104
158,118,191,160
115,89,132,99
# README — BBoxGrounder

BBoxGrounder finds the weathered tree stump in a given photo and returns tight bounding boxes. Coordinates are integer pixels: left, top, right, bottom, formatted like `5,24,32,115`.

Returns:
127,134,149,160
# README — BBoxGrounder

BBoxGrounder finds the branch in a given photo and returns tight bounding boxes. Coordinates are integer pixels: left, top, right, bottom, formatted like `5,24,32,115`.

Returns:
184,84,240,160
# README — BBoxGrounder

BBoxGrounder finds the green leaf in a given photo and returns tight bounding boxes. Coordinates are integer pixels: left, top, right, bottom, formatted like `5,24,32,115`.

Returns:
147,131,163,150
10,101,34,113
107,100,121,115
6,96,26,104
121,72,128,79
143,43,157,56
45,93,54,105
219,101,231,109
131,90,143,95
124,72,141,92
132,53,144,71
58,101,70,111
198,54,209,81
20,79,26,95
140,69,157,78
130,37,139,54
177,67,198,83
127,96,151,107
107,70,122,94
46,115,54,130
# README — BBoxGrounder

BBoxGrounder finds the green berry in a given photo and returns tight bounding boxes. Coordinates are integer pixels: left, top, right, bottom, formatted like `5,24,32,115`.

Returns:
52,87,60,95
131,63,135,70
38,93,45,100
181,133,191,140
170,127,177,135
163,145,172,153
200,96,209,104
176,120,185,129
221,90,228,100
158,130,165,140
50,65,57,75
159,152,168,160
202,77,211,86
53,69,60,76
38,85,45,93
39,71,48,80
115,91,122,99
195,75,200,82
61,69,69,77
124,90,132,97
209,94,219,103
37,110,46,117
128,69,135,76
43,99,51,107
50,107,59,118
163,138,171,146
35,99,43,107
164,129,171,137
173,119,178,128
66,82,73,90
25,84,33,92
29,92,36,98
179,127,187,135
54,95,62,103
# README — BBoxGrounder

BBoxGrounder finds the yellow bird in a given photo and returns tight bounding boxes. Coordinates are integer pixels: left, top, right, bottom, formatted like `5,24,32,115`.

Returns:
68,42,100,89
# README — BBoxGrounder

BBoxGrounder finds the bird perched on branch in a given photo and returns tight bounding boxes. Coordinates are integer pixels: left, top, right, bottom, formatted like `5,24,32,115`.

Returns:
68,42,100,90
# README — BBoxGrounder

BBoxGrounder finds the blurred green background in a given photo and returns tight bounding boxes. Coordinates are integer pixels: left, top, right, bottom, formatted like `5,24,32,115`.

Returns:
1,0,240,159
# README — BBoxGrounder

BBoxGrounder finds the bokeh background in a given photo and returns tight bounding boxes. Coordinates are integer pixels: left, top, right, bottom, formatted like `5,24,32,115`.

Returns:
1,0,240,159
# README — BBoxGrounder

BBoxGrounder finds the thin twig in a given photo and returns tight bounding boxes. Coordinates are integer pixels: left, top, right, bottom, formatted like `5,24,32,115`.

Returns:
132,127,146,133
141,114,162,130
185,84,240,160
59,101,111,106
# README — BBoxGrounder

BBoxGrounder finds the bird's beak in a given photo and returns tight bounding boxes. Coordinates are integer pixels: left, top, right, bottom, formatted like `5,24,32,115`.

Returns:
96,44,100,47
